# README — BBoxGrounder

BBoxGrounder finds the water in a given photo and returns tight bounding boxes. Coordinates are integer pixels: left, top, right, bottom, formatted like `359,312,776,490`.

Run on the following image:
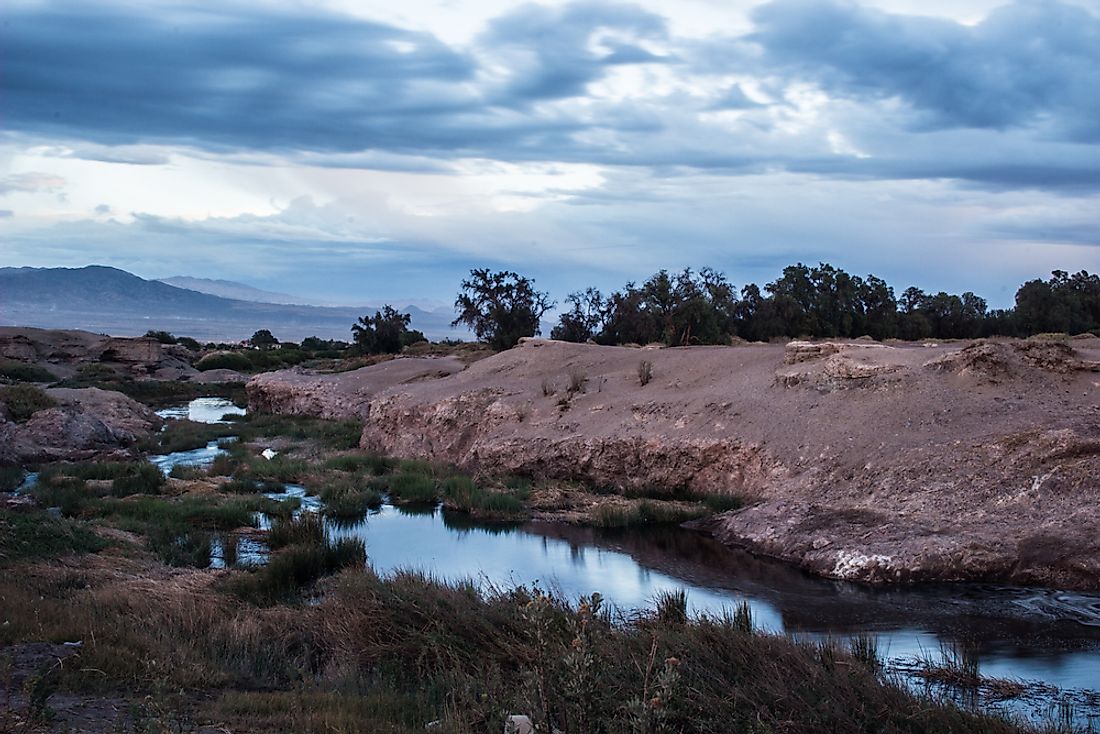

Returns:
129,398,1100,724
156,396,245,423
149,397,243,476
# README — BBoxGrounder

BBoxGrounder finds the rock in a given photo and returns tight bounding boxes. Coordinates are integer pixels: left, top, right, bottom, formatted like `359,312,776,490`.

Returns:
0,387,162,463
0,327,199,380
504,715,534,734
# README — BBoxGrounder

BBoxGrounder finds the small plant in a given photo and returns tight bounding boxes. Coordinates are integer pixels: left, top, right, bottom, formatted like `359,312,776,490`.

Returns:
655,589,688,626
267,513,325,550
0,385,56,422
541,378,555,397
0,359,56,384
567,367,587,395
638,360,653,387
850,633,881,674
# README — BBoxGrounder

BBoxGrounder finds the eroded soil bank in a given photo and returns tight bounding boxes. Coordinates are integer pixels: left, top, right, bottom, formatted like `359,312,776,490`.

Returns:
248,336,1100,590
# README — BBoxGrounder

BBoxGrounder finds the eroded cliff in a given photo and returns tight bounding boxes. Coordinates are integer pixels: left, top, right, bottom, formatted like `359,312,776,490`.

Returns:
247,336,1100,589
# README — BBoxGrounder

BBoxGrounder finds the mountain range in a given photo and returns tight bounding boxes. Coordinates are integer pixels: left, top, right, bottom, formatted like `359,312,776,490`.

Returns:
0,266,460,342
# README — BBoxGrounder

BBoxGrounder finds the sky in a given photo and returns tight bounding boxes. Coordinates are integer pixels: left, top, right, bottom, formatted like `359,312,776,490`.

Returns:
1,0,1098,309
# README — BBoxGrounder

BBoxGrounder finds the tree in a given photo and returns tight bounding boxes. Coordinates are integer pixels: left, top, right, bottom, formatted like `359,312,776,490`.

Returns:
551,288,606,343
352,306,422,355
453,269,554,351
250,329,279,350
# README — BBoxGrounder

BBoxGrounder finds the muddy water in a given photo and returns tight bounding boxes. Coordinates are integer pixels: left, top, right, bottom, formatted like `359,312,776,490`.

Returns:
160,398,1100,726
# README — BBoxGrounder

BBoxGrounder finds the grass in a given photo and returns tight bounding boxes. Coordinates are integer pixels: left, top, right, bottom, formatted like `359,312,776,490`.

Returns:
0,359,56,383
37,461,166,498
324,453,397,475
316,477,383,520
0,507,106,564
0,528,1027,734
241,414,362,450
267,513,326,550
0,385,56,422
441,475,526,520
142,419,237,454
231,537,366,605
591,500,708,528
386,472,439,504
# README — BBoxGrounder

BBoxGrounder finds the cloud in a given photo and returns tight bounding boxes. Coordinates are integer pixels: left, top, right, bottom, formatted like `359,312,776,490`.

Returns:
1,0,1098,196
748,0,1100,141
0,210,13,218
480,2,670,103
0,172,67,195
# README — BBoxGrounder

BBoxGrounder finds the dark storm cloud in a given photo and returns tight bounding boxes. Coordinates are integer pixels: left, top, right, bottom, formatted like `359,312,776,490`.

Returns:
3,0,1099,192
3,1,482,153
749,0,1100,141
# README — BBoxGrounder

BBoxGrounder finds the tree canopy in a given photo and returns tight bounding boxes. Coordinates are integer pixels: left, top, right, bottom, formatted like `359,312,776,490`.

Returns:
453,269,554,351
352,305,424,355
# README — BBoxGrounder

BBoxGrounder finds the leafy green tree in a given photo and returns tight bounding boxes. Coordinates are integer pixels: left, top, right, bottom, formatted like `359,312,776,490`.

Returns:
352,306,420,355
249,329,279,350
453,270,554,351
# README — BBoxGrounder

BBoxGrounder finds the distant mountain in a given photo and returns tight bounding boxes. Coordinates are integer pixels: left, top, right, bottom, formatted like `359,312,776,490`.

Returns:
0,265,461,342
157,276,304,305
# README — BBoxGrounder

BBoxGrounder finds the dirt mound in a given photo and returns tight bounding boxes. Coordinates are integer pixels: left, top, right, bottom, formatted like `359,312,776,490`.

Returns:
248,337,1100,590
924,338,1098,380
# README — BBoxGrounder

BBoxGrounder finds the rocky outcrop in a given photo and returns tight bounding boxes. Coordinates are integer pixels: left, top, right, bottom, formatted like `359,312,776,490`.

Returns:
248,337,1100,590
0,327,198,380
0,387,162,463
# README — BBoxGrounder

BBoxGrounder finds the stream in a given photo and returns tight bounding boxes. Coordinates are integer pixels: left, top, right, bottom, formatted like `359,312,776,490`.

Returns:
144,398,1100,727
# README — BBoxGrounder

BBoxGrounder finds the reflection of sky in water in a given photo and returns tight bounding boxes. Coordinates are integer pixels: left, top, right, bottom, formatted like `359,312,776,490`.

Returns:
148,439,233,476
156,397,244,423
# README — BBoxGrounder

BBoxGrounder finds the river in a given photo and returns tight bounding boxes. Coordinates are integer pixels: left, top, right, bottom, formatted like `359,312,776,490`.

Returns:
157,397,1100,727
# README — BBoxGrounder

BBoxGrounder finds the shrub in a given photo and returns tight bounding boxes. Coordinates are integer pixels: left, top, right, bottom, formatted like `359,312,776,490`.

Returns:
637,360,653,387
0,360,56,383
196,352,254,372
0,385,56,422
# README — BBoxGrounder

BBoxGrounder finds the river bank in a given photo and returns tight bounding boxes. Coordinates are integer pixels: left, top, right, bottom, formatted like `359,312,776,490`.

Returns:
248,336,1100,591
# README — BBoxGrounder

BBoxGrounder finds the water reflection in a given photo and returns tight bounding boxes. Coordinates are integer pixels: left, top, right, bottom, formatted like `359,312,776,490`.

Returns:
156,396,245,423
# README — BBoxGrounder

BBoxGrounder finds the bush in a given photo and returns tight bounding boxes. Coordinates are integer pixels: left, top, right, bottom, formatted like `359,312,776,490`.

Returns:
0,360,56,383
196,352,254,372
637,360,653,387
0,385,56,422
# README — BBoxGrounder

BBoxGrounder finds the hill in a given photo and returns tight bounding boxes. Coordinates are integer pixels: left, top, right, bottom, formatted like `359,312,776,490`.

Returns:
0,265,459,341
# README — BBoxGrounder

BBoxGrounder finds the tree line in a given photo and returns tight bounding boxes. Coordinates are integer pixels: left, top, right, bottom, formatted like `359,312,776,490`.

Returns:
452,265,1100,350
